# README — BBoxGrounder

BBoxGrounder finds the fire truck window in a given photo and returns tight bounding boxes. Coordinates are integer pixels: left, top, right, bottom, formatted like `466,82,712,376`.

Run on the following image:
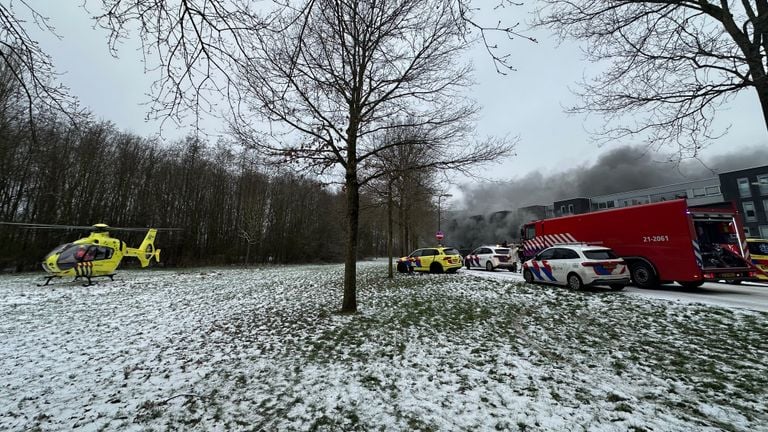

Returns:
524,226,536,239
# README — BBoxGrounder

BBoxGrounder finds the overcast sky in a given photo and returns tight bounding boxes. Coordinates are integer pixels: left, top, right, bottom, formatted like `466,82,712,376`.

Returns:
26,1,768,209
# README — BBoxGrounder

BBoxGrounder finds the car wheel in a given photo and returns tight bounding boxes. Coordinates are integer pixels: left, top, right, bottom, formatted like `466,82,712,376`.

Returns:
485,261,494,272
430,263,444,274
523,269,534,283
629,261,659,289
678,281,704,289
609,284,625,291
567,273,584,290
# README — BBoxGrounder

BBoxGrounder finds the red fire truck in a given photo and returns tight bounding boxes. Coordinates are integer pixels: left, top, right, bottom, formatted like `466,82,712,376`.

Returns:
520,199,756,288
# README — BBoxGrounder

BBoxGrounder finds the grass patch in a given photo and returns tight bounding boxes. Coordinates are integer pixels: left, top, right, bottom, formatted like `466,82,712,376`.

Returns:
2,263,767,431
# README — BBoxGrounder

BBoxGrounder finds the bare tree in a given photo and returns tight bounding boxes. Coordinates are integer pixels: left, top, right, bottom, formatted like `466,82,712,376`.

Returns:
0,3,82,128
93,0,532,124
228,2,514,312
536,1,768,158
90,0,526,312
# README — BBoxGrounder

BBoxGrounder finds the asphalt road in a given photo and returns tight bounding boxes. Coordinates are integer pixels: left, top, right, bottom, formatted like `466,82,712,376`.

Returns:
461,269,768,313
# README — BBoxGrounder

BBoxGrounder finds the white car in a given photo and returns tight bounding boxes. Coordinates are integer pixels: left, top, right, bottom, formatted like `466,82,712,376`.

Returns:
464,245,517,271
522,245,629,290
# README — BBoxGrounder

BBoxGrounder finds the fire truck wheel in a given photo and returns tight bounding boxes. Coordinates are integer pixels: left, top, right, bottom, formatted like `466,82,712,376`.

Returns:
567,273,584,290
523,269,534,283
486,261,494,272
629,261,658,288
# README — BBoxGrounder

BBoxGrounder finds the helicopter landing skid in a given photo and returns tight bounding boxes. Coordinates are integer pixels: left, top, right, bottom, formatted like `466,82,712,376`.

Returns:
74,274,115,287
37,275,60,287
38,274,116,287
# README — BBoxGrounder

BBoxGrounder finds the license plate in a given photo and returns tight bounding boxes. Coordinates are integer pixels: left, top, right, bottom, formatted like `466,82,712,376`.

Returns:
719,273,736,278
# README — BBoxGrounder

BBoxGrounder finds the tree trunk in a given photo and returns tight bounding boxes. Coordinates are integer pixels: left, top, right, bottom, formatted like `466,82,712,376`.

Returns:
752,74,768,133
342,166,360,313
387,181,393,279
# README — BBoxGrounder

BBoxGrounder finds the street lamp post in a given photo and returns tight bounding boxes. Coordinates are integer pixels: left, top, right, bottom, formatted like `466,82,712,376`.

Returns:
437,193,453,233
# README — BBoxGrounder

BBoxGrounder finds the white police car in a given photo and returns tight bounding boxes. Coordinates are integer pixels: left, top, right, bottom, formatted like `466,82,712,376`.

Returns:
464,245,516,271
522,244,629,290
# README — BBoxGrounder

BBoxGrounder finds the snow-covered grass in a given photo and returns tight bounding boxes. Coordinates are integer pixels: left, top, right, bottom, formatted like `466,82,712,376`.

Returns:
1,262,766,431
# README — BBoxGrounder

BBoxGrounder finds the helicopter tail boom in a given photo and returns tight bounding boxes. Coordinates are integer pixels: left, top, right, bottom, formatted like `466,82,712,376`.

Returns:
125,229,160,267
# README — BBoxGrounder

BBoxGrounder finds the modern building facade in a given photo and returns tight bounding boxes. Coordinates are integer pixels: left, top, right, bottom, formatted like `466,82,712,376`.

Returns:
719,165,768,237
590,178,723,210
553,198,591,216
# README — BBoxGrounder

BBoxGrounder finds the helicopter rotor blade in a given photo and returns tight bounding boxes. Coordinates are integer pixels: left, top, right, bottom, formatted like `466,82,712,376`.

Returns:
0,222,97,230
108,227,183,232
0,222,182,231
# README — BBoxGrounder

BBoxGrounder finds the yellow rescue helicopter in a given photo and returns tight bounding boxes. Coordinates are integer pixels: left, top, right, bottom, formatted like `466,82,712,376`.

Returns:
0,222,176,286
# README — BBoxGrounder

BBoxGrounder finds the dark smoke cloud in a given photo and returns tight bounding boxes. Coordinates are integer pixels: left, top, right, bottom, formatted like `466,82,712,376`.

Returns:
446,144,768,249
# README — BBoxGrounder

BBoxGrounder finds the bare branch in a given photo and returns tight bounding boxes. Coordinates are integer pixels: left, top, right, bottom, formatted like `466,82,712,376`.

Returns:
535,1,768,159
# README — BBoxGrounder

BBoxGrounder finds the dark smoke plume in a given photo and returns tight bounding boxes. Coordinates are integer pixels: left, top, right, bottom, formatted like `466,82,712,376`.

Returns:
446,145,768,249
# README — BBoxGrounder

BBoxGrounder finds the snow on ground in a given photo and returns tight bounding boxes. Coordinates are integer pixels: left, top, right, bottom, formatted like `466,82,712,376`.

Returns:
1,263,766,431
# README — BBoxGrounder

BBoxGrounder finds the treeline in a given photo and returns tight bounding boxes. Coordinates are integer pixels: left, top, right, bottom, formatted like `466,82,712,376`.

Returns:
0,117,440,272
0,118,344,268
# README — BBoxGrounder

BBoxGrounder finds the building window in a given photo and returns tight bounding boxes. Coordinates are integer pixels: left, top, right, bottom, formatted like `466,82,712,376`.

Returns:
568,204,574,214
706,186,720,196
597,202,607,209
692,188,706,198
757,174,768,195
763,199,768,214
760,226,768,239
744,226,752,237
607,201,615,208
743,201,757,222
560,205,566,215
738,177,751,198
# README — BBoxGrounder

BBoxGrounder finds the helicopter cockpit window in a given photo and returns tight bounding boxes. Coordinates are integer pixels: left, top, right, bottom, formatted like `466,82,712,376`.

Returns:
55,244,113,269
44,243,71,261
56,244,85,270
91,246,113,261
